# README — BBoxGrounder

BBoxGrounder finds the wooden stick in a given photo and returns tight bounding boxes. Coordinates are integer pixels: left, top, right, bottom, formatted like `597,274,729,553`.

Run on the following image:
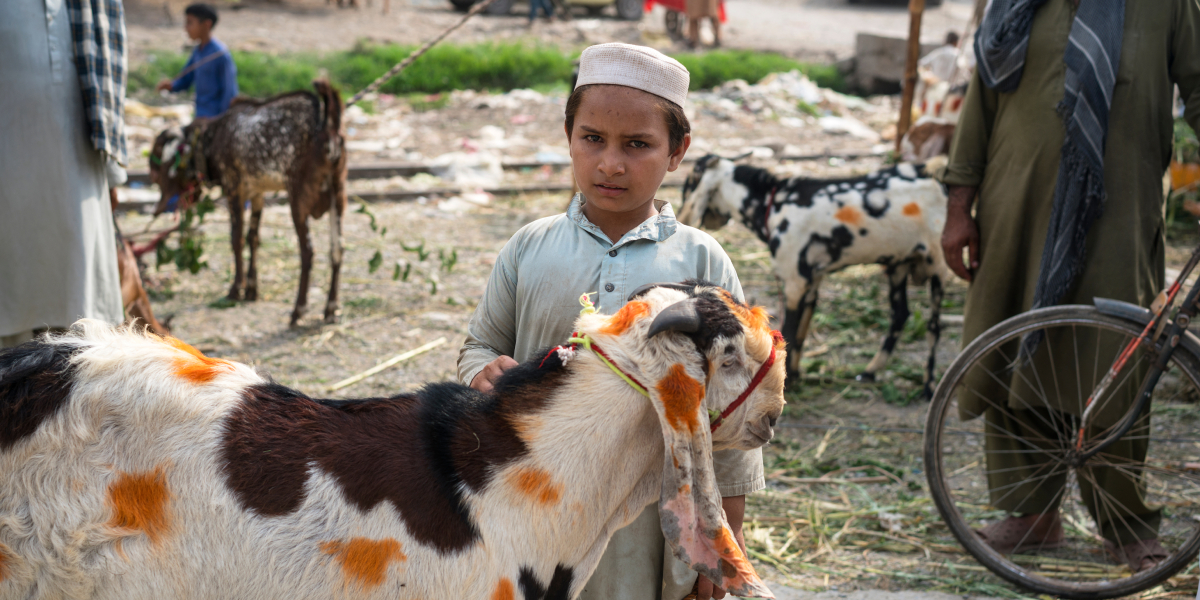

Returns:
895,0,926,153
328,337,447,392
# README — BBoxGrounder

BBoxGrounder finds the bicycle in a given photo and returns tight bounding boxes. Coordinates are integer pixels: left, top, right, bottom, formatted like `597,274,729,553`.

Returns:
924,244,1200,599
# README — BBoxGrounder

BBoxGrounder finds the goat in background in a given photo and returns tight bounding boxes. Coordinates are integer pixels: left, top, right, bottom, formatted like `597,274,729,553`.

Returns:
678,155,951,397
0,282,783,600
149,79,347,328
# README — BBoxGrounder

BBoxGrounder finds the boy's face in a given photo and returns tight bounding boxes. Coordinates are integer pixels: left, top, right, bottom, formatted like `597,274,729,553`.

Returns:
566,85,690,216
184,15,212,41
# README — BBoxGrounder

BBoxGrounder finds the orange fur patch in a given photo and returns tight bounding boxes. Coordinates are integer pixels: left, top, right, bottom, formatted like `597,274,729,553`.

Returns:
835,206,863,226
600,301,650,336
165,336,231,384
510,467,563,505
107,466,172,544
491,577,515,600
320,537,406,589
656,364,705,433
0,545,8,583
903,202,921,216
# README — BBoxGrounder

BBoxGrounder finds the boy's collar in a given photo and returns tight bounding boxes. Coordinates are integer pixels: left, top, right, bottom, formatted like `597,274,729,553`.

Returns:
568,194,678,246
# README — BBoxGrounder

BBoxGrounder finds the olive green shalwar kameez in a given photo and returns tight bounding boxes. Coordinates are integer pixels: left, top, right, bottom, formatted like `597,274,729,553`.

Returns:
942,0,1200,544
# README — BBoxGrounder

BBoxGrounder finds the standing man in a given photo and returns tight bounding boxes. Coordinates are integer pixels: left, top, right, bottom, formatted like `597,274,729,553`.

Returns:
156,3,237,119
0,0,127,347
940,0,1200,573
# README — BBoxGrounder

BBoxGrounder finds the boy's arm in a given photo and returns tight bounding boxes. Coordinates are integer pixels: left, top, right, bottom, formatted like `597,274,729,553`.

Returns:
219,53,239,110
170,53,198,92
458,245,520,386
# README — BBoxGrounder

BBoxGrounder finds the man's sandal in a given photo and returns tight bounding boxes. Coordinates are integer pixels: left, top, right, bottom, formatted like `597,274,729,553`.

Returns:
1105,538,1169,572
975,513,1065,554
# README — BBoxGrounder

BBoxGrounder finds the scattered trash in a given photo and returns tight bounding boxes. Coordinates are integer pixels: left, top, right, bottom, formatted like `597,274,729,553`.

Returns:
429,150,503,187
819,115,882,142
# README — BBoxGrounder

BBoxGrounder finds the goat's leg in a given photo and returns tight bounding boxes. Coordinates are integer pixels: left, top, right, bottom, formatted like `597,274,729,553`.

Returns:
858,264,911,383
290,209,314,328
227,195,246,301
323,195,343,324
782,280,820,387
244,199,263,302
922,274,944,399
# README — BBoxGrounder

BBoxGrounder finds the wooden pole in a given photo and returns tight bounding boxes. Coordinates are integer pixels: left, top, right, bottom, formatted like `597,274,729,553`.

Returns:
896,0,926,153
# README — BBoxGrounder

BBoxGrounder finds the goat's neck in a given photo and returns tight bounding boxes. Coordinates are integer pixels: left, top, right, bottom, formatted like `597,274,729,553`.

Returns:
731,169,782,245
481,352,664,583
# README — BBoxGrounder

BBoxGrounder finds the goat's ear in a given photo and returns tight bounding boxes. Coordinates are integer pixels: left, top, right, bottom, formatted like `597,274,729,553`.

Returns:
648,364,773,599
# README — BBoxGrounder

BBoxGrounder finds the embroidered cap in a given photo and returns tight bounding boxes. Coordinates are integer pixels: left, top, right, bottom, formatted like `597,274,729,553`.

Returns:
575,43,690,107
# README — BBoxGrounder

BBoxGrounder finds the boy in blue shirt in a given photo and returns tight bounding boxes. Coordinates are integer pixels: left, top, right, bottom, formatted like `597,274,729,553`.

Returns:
156,3,238,118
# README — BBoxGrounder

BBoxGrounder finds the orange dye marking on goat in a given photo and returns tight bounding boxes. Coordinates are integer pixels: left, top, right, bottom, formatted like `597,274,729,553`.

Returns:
719,292,771,334
320,537,405,589
600,301,650,336
510,467,563,505
164,336,231,384
656,364,705,433
902,202,921,217
491,577,516,600
835,205,863,226
107,466,172,544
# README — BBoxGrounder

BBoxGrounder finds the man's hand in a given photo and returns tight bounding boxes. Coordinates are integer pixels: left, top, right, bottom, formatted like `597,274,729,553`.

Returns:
156,78,174,93
470,355,518,393
942,185,980,282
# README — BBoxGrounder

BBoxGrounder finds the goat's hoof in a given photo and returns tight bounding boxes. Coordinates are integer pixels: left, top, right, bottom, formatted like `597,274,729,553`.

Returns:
856,372,877,383
323,312,339,325
226,290,242,301
244,289,258,302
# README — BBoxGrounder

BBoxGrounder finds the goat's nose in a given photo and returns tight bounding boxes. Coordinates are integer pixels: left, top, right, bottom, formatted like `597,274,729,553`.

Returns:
769,415,778,427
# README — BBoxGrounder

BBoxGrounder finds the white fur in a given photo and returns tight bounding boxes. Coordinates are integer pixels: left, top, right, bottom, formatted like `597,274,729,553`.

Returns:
0,287,783,600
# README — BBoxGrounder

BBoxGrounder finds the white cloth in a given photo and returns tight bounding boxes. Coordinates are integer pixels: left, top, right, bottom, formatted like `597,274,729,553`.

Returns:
919,45,961,83
576,43,690,107
0,0,123,337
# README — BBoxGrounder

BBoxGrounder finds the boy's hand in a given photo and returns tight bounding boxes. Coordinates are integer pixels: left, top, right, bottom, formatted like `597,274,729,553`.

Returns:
471,355,519,393
156,78,174,93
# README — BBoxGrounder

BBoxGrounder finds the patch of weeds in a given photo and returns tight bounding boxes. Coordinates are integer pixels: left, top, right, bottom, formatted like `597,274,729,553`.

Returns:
207,296,238,309
901,309,926,344
880,381,921,407
405,93,451,112
345,295,383,310
797,100,821,118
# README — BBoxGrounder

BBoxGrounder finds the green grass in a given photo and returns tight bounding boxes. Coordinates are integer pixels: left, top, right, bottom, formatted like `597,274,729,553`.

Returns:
128,41,847,99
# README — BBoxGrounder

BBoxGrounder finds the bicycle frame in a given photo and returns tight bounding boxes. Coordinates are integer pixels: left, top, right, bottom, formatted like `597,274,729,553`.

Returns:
1073,242,1200,463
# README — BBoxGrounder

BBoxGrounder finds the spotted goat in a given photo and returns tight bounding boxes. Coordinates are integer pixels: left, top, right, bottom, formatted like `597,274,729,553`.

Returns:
0,282,784,600
678,155,950,396
149,80,347,327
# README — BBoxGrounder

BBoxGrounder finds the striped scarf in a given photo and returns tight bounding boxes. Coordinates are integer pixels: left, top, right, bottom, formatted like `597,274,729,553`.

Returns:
975,0,1125,358
67,0,127,164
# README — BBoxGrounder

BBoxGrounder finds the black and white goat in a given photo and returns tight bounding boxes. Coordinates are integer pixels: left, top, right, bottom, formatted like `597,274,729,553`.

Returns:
0,283,783,600
678,155,950,396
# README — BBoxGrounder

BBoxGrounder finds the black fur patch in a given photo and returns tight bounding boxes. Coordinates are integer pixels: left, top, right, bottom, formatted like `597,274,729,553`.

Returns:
519,565,575,600
796,225,856,281
222,359,569,554
777,218,789,233
0,340,81,451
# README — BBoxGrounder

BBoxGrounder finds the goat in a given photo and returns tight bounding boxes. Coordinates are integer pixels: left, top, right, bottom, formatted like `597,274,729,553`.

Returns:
0,282,784,600
149,80,347,328
678,155,950,397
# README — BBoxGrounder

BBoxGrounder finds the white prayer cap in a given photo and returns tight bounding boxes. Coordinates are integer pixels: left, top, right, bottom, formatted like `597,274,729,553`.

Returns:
575,43,690,107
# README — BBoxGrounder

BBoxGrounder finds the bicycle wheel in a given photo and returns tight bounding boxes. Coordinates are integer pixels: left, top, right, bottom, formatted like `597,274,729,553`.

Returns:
925,305,1200,599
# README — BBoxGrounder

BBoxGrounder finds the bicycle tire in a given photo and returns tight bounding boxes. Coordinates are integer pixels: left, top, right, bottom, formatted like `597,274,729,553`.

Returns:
925,305,1200,599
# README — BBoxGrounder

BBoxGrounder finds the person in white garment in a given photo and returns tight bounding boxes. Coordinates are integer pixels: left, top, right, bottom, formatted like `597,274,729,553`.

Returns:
0,0,126,348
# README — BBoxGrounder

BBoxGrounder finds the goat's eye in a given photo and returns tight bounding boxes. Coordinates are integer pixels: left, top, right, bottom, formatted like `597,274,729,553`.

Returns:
722,357,739,368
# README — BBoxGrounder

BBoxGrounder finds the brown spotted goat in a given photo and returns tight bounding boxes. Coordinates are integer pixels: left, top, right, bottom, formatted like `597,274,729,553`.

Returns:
149,80,347,327
0,283,783,600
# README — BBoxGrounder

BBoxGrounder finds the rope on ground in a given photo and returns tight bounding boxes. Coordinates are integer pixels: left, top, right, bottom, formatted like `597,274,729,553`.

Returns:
346,0,500,106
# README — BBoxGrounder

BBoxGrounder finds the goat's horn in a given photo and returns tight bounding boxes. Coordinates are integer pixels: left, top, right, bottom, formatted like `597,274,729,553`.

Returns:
648,299,702,338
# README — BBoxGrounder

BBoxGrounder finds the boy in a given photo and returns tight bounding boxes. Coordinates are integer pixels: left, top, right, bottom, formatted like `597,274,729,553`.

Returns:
156,3,238,119
458,43,762,600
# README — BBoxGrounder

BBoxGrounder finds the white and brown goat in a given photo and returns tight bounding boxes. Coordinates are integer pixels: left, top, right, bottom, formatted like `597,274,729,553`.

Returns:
0,283,784,600
678,155,950,396
149,80,347,327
